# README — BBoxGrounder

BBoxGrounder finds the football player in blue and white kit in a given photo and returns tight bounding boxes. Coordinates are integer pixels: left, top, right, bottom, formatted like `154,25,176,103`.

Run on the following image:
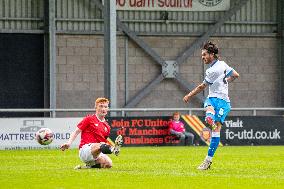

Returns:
183,41,239,170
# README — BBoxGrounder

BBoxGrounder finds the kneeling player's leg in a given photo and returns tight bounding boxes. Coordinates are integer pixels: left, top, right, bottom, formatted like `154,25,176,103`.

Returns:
78,143,113,169
77,143,101,169
90,142,117,157
90,143,102,157
95,154,112,168
78,143,113,168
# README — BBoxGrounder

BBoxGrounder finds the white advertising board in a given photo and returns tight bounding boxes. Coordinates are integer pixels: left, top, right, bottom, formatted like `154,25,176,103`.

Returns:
0,118,82,150
116,0,230,11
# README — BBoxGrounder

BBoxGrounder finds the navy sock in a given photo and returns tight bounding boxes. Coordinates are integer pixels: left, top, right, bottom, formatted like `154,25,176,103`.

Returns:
100,144,112,154
91,164,101,168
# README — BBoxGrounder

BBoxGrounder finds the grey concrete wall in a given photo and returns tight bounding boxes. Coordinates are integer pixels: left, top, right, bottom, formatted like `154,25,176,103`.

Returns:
56,35,279,115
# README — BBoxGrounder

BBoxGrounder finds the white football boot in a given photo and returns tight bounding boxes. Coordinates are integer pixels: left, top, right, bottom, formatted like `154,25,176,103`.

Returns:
112,135,123,156
197,159,212,170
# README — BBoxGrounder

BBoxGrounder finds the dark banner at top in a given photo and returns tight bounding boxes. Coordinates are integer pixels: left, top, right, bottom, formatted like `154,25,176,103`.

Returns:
116,0,230,11
108,116,284,146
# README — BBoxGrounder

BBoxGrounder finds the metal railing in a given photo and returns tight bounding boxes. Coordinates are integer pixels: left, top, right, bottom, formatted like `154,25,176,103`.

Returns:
0,108,284,117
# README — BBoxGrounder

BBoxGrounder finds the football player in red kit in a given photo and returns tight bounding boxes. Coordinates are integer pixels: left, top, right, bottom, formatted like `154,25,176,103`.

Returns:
60,97,123,169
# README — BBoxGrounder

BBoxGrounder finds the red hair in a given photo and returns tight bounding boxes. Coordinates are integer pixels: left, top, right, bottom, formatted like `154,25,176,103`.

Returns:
95,97,109,107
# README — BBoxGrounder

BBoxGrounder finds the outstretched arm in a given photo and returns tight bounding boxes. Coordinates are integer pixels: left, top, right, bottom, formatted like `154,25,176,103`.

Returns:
183,83,207,103
60,127,81,151
226,70,239,83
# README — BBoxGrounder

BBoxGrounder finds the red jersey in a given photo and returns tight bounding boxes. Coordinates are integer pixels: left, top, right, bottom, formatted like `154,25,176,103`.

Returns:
168,120,185,133
77,114,110,149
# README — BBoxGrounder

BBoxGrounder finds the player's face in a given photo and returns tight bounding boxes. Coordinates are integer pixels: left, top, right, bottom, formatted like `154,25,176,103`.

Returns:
95,102,109,117
201,49,214,64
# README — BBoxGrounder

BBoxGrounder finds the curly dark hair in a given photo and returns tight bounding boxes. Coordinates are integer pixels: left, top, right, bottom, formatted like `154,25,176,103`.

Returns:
202,41,219,58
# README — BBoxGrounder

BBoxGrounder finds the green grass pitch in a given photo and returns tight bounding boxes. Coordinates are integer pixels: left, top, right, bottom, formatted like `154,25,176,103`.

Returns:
0,146,283,189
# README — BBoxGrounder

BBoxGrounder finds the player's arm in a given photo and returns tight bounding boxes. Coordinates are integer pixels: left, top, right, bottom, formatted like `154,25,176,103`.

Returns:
60,127,82,151
226,70,239,83
183,82,207,103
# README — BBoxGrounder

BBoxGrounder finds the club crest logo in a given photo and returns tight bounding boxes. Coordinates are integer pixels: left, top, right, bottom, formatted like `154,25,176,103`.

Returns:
200,127,212,143
199,0,223,7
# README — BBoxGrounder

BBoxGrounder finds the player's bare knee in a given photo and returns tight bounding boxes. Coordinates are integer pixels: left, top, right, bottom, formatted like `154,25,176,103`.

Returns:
90,143,101,157
97,157,112,168
206,106,215,113
103,162,112,168
104,156,113,168
106,159,113,168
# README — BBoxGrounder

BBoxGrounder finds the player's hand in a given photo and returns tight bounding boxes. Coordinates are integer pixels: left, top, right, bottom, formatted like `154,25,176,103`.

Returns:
60,143,70,151
183,94,191,103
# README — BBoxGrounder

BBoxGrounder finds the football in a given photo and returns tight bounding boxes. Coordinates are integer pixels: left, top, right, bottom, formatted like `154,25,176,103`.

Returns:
36,128,54,145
